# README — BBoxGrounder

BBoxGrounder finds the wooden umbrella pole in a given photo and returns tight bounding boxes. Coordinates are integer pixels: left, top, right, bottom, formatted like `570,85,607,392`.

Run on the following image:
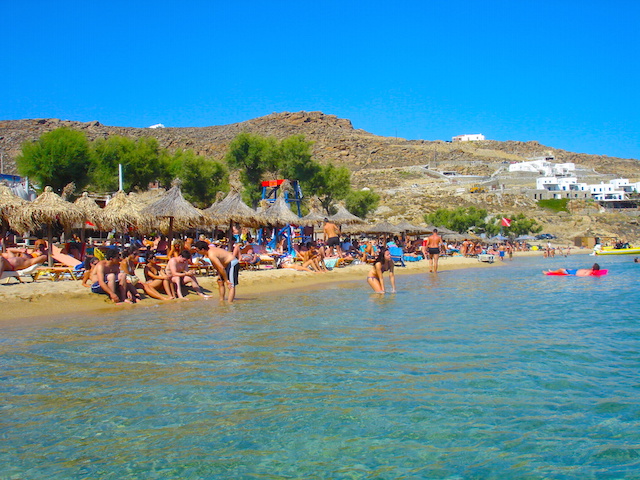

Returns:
47,223,53,267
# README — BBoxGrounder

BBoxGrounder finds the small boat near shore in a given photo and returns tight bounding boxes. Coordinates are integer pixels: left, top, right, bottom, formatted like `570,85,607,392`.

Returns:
593,245,640,255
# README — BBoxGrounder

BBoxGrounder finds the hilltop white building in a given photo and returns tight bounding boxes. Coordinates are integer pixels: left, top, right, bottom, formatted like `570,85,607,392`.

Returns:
509,156,575,177
452,134,485,142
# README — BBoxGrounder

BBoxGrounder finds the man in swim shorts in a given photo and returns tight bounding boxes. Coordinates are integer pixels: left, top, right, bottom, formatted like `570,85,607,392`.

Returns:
422,229,443,273
90,249,126,303
166,250,210,300
194,241,238,302
323,218,342,257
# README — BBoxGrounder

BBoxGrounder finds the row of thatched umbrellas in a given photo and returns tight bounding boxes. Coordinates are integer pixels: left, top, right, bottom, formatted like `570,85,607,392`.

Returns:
0,180,453,265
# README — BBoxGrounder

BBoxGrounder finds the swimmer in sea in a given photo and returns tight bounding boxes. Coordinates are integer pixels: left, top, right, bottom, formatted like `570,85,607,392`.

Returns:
545,263,601,276
366,247,396,294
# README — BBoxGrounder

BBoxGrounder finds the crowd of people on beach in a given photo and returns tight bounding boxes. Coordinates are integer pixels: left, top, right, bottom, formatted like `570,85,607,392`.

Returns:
3,220,576,304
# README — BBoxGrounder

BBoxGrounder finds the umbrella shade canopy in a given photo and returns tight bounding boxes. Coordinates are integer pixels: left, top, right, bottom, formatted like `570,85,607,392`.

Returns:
101,190,145,233
262,196,302,226
15,186,85,266
328,204,365,225
73,192,104,230
16,186,84,233
0,185,27,228
141,181,204,228
203,191,227,225
488,234,509,242
210,192,264,228
395,220,432,234
341,223,372,235
442,233,467,242
515,235,536,241
367,221,402,235
301,209,326,225
432,226,457,235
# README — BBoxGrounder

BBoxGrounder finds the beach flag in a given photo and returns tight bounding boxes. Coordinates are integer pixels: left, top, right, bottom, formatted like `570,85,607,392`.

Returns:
501,217,511,227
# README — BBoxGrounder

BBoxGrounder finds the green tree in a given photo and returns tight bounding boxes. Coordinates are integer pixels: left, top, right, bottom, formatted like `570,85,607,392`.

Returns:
345,189,380,219
494,213,543,236
225,132,270,207
165,149,229,208
307,163,352,215
424,206,490,233
90,135,166,192
16,127,91,193
279,135,320,184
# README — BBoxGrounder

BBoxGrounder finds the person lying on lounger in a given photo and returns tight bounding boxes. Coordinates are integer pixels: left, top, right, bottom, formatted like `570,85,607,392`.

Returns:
0,247,47,277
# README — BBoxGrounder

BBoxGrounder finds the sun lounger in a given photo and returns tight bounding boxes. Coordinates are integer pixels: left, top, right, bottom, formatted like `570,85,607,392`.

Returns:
1,263,41,283
388,246,406,267
34,265,81,281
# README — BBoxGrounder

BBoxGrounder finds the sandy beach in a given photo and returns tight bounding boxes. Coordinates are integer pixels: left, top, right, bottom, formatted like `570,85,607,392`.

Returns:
0,249,588,325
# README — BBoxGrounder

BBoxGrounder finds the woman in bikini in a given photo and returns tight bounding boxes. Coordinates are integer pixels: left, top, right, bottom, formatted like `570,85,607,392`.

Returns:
142,253,175,300
366,247,396,294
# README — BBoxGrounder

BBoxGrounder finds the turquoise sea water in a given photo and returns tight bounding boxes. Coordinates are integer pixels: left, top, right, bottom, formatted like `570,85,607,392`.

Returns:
1,254,639,479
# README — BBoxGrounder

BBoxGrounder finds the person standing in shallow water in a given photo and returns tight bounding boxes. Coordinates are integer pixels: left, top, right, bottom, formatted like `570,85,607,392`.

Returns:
422,229,443,273
366,247,396,294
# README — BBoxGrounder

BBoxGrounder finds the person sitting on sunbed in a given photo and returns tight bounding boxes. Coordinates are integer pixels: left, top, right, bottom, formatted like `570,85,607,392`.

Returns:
0,247,47,277
239,246,260,266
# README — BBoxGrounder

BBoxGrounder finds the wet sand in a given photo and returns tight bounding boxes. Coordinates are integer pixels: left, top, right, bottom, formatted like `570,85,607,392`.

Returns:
0,250,582,325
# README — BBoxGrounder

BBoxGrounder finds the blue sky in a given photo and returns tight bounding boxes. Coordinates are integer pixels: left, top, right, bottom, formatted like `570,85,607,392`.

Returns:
2,1,639,160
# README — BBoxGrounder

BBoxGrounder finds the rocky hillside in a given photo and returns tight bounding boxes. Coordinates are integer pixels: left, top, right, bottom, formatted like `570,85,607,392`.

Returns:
1,111,639,242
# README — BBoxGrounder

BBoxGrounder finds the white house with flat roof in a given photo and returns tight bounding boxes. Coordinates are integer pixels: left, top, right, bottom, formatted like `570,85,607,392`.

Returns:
509,156,575,177
452,134,485,142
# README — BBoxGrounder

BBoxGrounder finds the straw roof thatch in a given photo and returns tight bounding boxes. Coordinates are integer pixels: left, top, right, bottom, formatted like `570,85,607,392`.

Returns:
0,185,27,227
210,191,264,227
366,221,402,235
16,186,84,233
141,180,204,228
101,190,145,233
203,190,227,225
74,192,104,230
262,181,302,226
395,220,432,234
262,196,302,225
301,209,326,225
328,204,365,225
14,186,85,265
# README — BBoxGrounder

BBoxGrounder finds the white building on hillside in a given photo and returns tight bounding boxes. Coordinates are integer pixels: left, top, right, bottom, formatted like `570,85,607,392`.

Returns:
509,156,575,177
452,134,485,142
590,179,640,201
532,176,640,202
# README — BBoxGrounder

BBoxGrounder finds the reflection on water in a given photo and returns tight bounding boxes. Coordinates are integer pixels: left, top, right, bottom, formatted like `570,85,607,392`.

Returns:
1,255,640,478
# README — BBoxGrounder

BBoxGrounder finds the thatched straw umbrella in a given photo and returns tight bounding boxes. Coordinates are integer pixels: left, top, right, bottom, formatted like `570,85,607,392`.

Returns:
262,181,301,226
0,185,27,252
208,191,264,250
16,186,84,266
366,221,402,244
211,191,264,228
141,180,205,244
396,220,431,234
74,192,105,259
367,221,402,235
101,190,146,235
329,204,365,225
